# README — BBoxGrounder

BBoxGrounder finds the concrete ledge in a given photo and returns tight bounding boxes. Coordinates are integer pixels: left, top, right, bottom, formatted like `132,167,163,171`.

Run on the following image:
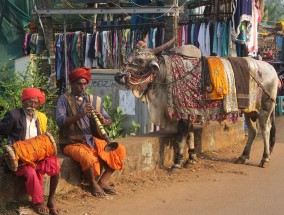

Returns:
0,155,82,202
0,120,245,201
198,120,245,152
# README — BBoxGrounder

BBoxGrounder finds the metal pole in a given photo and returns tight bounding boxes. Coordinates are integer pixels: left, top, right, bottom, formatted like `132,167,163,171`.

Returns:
64,15,68,91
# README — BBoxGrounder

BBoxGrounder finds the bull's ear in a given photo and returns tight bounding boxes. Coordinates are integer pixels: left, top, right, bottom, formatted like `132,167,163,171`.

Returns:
151,38,175,55
133,89,146,101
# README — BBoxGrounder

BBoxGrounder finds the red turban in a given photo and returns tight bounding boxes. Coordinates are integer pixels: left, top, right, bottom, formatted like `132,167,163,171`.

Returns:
69,67,91,84
21,88,46,105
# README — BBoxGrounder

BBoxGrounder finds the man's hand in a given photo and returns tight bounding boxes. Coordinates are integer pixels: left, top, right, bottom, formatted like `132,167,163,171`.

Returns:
82,103,109,125
82,103,94,117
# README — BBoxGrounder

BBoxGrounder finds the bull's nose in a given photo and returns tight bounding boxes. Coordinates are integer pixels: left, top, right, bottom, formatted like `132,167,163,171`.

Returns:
114,73,126,85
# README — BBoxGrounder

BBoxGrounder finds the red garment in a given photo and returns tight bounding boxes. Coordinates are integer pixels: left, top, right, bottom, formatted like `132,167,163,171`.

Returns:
15,156,60,204
21,88,46,105
69,67,91,83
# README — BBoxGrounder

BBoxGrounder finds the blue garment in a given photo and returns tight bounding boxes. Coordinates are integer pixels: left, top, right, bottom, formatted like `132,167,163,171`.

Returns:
56,34,64,80
87,32,96,60
149,28,154,48
193,23,200,48
233,0,252,34
71,31,80,69
217,22,222,56
190,24,195,45
221,22,228,57
212,22,218,55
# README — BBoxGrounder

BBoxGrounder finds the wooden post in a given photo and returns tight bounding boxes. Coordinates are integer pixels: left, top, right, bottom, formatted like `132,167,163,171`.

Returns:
164,0,179,47
93,3,98,32
35,0,56,90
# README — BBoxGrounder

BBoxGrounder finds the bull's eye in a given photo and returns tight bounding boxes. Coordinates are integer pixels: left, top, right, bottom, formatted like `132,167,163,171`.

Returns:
135,58,144,65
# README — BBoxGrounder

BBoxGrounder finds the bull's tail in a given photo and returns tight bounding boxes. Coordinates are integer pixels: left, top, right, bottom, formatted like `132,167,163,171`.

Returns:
269,108,276,153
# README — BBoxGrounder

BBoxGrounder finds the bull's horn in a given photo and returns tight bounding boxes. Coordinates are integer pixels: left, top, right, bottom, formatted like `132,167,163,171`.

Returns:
151,38,175,55
149,60,160,71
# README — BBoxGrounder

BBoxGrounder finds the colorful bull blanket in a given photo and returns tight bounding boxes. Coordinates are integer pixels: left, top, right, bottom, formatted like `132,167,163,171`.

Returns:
162,54,262,125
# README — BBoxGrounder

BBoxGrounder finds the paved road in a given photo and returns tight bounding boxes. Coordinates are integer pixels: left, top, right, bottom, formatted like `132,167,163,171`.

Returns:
93,116,284,215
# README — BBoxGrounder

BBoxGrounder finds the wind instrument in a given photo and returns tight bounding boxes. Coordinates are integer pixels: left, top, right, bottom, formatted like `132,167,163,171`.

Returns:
81,93,118,152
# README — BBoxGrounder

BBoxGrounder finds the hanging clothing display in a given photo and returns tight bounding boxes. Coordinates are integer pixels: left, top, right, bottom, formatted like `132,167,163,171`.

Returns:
53,25,165,83
22,32,45,56
179,20,234,57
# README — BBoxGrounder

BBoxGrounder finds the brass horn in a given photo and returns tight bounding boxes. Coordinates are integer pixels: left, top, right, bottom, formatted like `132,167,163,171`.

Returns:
83,93,118,152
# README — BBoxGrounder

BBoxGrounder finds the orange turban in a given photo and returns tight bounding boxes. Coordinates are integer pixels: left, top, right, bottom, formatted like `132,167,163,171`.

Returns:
69,67,91,84
21,88,46,105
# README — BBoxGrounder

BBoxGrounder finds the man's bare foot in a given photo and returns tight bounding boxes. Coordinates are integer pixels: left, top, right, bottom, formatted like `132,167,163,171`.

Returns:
47,200,60,215
32,203,49,215
91,183,106,198
98,182,117,195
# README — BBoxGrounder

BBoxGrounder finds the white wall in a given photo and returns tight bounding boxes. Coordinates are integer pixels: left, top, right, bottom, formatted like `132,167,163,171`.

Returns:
14,55,30,74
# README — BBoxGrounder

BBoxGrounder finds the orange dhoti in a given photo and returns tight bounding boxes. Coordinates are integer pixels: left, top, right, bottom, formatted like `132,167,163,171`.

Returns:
63,137,126,176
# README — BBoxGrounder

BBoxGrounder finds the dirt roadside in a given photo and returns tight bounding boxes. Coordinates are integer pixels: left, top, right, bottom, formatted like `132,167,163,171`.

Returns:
1,132,253,215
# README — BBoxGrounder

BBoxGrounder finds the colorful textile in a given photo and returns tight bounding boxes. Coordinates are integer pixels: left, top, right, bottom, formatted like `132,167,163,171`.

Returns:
244,57,262,112
13,134,56,168
21,88,46,105
220,58,238,113
163,54,238,125
206,56,228,100
227,57,250,108
35,111,47,133
69,67,91,83
15,156,60,204
63,138,126,175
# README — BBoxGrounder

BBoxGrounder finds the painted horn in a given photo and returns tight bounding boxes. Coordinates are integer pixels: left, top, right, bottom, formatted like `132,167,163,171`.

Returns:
149,60,160,71
151,38,175,55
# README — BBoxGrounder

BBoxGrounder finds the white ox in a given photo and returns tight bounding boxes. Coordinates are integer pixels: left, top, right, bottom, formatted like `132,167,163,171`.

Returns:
115,39,278,168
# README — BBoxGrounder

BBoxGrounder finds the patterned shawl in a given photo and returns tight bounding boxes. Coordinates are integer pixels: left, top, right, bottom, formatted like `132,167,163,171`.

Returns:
163,54,238,125
227,57,250,108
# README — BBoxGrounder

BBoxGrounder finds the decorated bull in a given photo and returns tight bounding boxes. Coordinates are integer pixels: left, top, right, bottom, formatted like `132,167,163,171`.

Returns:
115,39,278,169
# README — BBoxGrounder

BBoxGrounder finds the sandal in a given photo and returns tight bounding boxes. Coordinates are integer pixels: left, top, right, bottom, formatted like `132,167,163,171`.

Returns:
48,207,60,215
103,186,117,195
32,203,49,215
91,188,106,198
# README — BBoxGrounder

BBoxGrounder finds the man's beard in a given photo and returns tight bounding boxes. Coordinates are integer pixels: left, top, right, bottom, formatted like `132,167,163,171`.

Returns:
25,107,35,116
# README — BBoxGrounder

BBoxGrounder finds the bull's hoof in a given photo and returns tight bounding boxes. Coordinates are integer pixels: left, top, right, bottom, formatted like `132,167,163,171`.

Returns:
173,163,183,169
184,159,197,168
170,164,183,173
259,160,269,168
235,157,246,164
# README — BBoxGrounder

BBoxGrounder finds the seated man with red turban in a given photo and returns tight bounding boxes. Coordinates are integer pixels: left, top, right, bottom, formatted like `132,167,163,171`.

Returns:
0,88,60,215
56,67,126,198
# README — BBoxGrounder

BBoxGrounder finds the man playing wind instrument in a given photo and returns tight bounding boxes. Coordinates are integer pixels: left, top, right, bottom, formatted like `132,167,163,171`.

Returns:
56,67,126,198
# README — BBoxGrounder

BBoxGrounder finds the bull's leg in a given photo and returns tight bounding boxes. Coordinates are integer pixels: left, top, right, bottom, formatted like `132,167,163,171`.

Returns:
235,113,257,164
173,119,188,168
185,124,197,166
258,109,273,168
174,138,186,168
